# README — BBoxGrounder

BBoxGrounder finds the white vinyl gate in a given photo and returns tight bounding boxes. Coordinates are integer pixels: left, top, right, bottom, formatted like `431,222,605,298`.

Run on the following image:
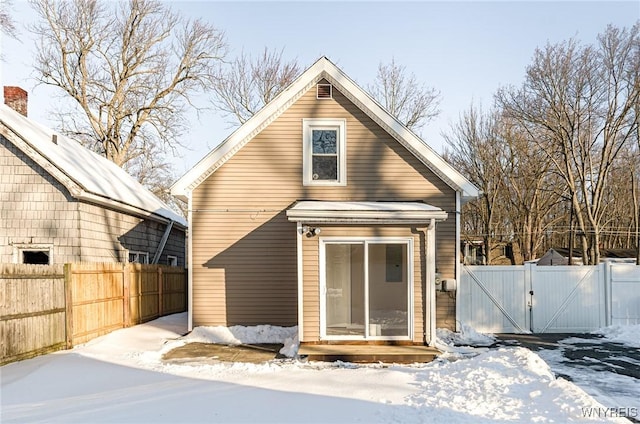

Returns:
458,262,639,333
610,264,640,325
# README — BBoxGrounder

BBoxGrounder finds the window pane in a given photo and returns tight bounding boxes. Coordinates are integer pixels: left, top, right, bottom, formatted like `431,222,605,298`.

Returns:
312,156,338,180
368,244,408,337
325,244,365,336
22,251,50,265
312,130,337,154
386,244,404,282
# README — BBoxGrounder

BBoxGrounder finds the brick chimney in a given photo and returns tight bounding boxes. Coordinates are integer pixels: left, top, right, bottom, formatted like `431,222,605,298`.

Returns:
4,86,28,117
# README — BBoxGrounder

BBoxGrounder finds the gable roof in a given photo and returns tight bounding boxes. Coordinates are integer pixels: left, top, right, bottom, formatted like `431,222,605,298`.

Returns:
171,56,479,201
0,104,187,227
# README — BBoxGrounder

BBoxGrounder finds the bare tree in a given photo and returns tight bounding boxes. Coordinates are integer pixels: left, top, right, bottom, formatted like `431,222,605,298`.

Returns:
29,0,226,201
498,117,564,262
497,23,640,264
1,0,17,39
211,48,301,126
367,58,441,132
444,104,505,264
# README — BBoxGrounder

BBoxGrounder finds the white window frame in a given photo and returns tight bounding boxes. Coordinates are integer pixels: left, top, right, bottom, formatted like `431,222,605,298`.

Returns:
319,237,414,341
167,255,178,266
302,118,346,186
128,251,149,264
13,244,54,265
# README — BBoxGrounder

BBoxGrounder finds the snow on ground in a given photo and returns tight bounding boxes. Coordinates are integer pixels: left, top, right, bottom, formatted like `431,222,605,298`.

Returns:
595,324,640,348
1,313,625,423
535,324,640,417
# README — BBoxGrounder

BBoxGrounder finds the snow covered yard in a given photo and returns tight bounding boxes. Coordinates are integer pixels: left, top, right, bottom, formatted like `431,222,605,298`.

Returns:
534,327,640,420
0,313,629,423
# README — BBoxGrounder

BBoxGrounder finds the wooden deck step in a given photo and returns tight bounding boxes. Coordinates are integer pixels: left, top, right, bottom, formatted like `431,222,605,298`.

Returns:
298,344,440,364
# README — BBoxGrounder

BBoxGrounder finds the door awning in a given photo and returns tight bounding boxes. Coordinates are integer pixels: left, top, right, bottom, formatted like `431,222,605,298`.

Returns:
286,201,448,224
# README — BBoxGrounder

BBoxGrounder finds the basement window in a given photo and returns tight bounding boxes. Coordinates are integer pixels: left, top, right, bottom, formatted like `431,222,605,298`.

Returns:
128,251,149,264
13,245,53,265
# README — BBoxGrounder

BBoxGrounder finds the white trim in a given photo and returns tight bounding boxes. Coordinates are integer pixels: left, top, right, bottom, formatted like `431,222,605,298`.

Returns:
171,57,479,200
128,250,149,264
13,244,54,265
455,191,461,332
296,222,304,342
426,220,437,346
287,201,448,224
187,194,194,331
319,237,414,341
302,119,346,186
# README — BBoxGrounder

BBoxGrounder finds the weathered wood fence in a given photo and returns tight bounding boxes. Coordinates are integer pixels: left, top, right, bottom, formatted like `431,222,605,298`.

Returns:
1,263,187,365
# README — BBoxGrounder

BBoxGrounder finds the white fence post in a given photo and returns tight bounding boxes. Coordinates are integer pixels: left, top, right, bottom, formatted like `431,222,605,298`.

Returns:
525,262,533,332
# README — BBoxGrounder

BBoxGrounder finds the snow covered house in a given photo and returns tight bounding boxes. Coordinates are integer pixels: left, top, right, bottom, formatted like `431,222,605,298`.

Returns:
0,87,186,266
171,57,479,346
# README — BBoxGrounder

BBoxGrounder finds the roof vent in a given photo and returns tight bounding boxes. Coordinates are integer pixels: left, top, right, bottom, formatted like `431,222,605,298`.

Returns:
317,84,332,99
52,134,58,145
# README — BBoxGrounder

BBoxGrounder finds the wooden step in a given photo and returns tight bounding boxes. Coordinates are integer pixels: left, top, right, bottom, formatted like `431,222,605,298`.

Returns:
298,344,440,364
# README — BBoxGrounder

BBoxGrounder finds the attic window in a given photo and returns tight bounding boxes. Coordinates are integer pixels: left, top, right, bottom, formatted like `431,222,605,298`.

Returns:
317,84,332,99
302,119,346,186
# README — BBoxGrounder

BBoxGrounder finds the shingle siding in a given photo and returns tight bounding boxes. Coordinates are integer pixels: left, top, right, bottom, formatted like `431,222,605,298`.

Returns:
1,134,186,266
1,134,80,263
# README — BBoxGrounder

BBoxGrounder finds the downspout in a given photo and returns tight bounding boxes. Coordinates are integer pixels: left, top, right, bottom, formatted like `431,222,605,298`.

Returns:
296,222,304,342
455,191,461,332
187,194,194,331
426,218,437,346
151,220,174,264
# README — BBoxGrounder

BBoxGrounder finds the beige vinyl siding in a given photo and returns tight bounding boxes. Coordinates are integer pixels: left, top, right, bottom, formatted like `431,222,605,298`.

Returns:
192,80,457,328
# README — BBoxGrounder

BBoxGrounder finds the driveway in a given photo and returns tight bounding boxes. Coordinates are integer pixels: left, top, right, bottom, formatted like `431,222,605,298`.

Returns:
494,333,640,423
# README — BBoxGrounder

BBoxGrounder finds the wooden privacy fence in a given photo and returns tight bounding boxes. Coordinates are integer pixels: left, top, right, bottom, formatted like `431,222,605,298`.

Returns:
1,263,187,365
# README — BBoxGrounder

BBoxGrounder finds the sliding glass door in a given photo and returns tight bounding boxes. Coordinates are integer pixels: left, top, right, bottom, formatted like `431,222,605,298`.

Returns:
321,239,412,340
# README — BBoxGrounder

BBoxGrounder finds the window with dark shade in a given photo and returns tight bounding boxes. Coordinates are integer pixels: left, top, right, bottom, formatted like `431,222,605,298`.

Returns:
22,250,50,265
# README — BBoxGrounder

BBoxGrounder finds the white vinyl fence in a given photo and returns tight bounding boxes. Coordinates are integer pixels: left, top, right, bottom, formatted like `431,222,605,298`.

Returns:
609,264,640,326
458,262,640,333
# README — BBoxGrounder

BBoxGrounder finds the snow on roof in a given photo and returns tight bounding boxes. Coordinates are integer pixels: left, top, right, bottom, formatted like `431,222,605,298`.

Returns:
286,200,448,223
289,201,443,212
0,104,186,226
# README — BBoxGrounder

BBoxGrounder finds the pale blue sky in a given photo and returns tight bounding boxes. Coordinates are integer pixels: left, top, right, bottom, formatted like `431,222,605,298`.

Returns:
2,1,639,174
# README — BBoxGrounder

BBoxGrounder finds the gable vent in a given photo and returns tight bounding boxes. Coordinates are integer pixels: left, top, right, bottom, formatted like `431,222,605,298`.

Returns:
317,84,332,99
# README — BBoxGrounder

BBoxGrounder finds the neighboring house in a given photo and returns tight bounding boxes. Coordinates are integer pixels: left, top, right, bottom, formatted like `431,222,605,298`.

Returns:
461,238,519,265
536,247,637,266
172,57,479,345
1,87,187,266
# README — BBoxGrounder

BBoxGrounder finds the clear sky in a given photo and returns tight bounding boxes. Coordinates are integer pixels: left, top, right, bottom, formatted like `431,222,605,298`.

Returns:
2,1,639,175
